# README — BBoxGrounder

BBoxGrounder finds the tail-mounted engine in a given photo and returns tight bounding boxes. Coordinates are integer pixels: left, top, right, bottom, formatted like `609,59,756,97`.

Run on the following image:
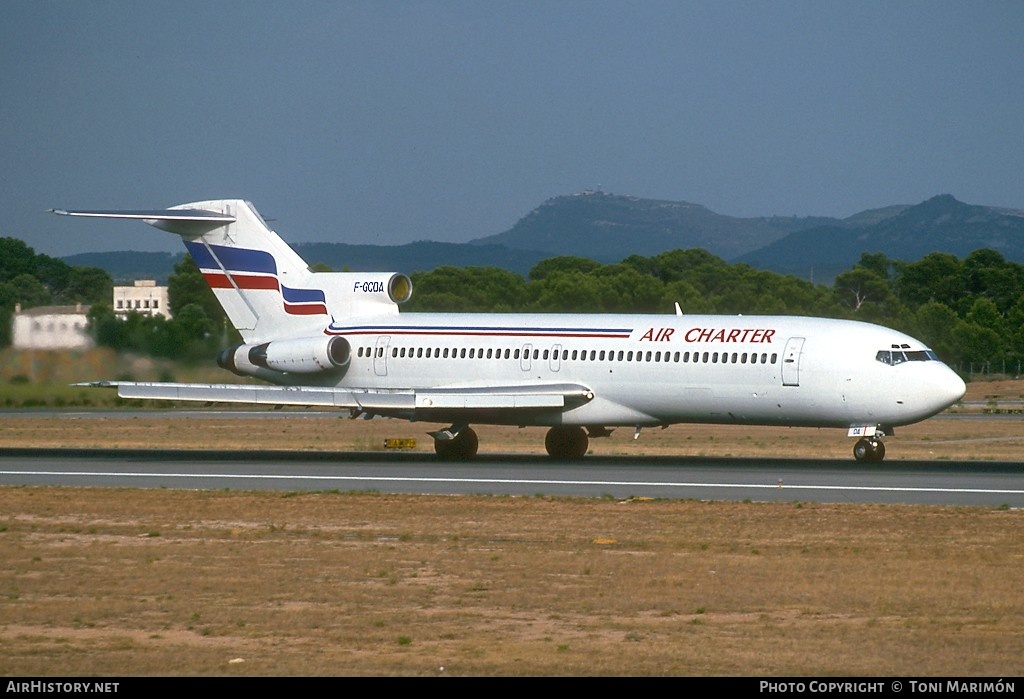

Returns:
315,272,412,321
218,336,352,377
341,272,412,305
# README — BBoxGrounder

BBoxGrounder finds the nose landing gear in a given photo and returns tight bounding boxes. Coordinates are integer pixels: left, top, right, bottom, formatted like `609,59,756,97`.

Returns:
853,437,886,463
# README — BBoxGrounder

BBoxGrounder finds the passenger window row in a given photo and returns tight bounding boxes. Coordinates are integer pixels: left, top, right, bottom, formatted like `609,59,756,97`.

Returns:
355,344,779,366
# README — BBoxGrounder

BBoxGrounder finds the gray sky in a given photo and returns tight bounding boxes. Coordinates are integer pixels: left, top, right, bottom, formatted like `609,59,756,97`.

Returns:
3,1,1022,257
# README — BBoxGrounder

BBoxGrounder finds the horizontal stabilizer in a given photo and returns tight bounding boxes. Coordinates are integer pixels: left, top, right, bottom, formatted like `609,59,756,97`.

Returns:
50,207,236,238
50,208,235,222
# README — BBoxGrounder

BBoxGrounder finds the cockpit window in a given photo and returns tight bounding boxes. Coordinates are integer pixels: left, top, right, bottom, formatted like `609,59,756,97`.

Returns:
876,349,939,365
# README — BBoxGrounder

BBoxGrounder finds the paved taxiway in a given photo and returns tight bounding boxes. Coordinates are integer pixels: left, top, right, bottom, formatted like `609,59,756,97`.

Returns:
1,448,1021,506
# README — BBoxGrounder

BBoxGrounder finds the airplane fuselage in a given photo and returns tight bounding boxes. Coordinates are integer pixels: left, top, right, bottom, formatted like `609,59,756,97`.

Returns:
54,199,967,461
313,312,965,430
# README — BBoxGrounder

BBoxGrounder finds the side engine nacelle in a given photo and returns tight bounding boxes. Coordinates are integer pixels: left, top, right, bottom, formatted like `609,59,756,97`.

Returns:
218,336,352,377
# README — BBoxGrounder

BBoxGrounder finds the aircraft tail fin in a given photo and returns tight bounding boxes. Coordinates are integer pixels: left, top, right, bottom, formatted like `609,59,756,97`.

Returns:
52,200,411,343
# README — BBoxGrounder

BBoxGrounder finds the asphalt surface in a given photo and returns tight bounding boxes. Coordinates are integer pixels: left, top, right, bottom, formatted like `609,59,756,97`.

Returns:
0,447,1021,506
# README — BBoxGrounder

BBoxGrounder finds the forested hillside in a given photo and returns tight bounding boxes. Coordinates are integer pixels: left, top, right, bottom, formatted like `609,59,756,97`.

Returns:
8,234,1024,376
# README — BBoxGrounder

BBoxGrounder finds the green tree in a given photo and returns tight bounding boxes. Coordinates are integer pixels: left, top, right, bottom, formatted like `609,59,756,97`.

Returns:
0,238,38,283
167,255,225,323
528,256,602,281
952,322,1004,368
961,249,1024,314
169,303,218,360
61,266,113,305
592,264,665,312
853,252,895,281
6,274,51,308
911,301,960,362
407,267,528,312
834,258,894,314
895,252,963,309
660,279,713,314
527,271,605,312
87,303,127,349
965,297,1004,337
0,307,11,346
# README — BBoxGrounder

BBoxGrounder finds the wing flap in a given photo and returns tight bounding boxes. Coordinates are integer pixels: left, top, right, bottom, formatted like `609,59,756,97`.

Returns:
416,393,564,410
79,381,591,413
413,382,591,409
89,381,378,408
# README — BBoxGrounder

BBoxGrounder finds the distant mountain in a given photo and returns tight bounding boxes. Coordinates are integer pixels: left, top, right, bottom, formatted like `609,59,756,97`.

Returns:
293,240,548,276
62,193,1024,284
469,191,846,261
734,195,1024,280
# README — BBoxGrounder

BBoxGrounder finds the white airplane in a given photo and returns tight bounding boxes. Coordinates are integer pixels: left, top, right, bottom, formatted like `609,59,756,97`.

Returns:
52,199,966,462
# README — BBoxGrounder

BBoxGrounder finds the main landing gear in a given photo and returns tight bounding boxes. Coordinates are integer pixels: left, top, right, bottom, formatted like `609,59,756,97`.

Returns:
544,426,589,460
853,437,886,463
430,424,593,460
431,425,479,460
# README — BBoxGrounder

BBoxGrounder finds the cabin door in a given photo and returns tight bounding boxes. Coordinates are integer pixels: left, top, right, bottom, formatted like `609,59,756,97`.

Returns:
520,343,533,372
374,335,390,377
781,336,805,386
549,344,562,372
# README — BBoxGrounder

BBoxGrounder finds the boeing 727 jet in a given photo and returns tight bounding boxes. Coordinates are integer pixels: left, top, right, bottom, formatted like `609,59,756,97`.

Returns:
52,200,966,461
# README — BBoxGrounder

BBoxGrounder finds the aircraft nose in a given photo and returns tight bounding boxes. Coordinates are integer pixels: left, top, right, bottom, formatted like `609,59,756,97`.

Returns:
936,366,967,409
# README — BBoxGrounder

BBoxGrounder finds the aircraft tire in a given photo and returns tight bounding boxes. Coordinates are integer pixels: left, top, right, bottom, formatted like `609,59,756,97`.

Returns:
434,427,479,460
853,438,885,463
545,426,589,459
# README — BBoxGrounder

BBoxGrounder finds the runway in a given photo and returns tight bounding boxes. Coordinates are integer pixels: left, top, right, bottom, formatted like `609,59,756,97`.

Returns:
1,448,1021,506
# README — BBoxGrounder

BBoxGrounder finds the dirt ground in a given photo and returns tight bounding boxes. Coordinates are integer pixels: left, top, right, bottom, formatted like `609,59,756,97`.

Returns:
0,489,1021,677
2,412,1024,462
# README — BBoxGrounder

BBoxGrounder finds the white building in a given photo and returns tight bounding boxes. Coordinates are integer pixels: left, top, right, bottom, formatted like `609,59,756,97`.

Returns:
11,304,95,350
113,279,171,319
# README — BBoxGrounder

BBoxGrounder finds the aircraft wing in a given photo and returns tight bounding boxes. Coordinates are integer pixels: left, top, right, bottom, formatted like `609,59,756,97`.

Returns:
78,381,594,415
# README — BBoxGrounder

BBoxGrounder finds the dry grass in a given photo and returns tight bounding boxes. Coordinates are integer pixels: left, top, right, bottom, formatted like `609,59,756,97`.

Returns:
2,375,1023,460
1,411,1023,461
0,489,1021,677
